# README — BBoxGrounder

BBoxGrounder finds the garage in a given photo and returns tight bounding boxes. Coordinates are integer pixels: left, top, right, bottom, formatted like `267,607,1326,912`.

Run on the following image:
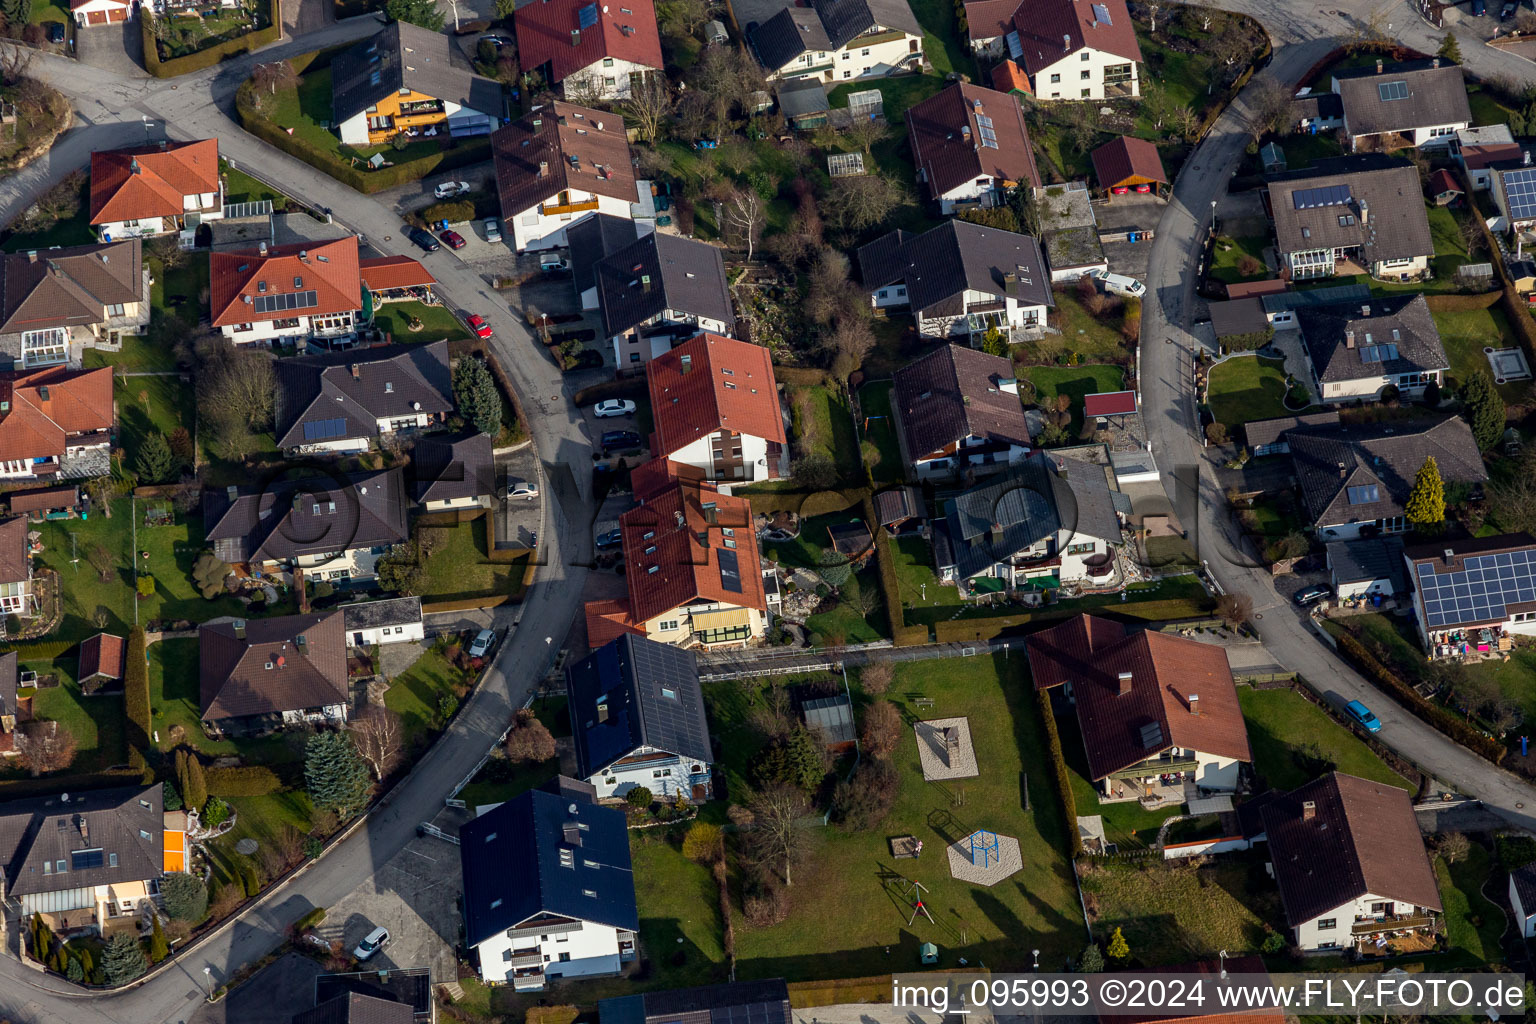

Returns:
72,0,129,25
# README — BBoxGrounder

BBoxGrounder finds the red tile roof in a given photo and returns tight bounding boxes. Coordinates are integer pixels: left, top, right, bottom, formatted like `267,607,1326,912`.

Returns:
1082,390,1136,417
1027,614,1251,781
516,0,663,87
1012,0,1142,77
584,598,646,649
621,470,765,625
7,485,78,515
1428,168,1463,196
647,334,785,459
1223,278,1288,300
991,58,1031,94
491,102,637,218
78,632,126,683
0,517,28,587
631,457,706,502
0,366,113,464
1461,142,1523,171
907,82,1041,201
209,237,361,327
963,0,1016,40
1091,135,1167,189
359,255,436,292
89,140,220,226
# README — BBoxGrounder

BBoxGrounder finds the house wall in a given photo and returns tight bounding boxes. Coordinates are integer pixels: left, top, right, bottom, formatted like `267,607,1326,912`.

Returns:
72,0,129,25
1319,519,1406,542
474,921,626,986
768,31,921,83
611,312,733,370
424,494,491,512
665,432,770,483
1293,892,1437,951
289,435,371,455
1163,835,1249,859
642,604,765,649
913,438,1031,479
512,192,635,252
97,217,168,240
1370,254,1430,280
869,283,910,308
563,58,655,101
1317,367,1441,403
1346,123,1466,151
347,619,425,647
1193,751,1240,791
1030,49,1139,101
279,702,350,726
586,746,710,799
937,178,1004,215
339,87,483,147
374,411,433,434
1049,259,1108,284
1510,877,1536,938
220,311,358,345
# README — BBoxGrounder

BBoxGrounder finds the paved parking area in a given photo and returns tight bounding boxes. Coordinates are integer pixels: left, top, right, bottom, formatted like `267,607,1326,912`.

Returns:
191,952,322,1024
76,21,145,77
1096,194,1164,282
441,219,511,264
497,446,542,549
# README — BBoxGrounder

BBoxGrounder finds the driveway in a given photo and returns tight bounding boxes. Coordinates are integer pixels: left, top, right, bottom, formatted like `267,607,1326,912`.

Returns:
75,21,145,78
190,953,322,1024
497,445,543,550
1095,194,1164,281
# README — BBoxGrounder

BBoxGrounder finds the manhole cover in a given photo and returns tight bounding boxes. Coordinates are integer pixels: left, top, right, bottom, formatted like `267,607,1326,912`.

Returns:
235,838,259,855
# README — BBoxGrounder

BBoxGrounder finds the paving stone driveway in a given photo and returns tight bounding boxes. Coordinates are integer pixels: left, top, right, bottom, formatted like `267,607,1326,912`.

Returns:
75,21,146,79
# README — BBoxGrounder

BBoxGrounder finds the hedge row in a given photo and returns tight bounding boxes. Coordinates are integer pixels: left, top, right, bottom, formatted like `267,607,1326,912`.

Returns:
3,639,77,662
205,764,286,797
142,0,281,78
739,486,869,517
125,627,150,755
1036,688,1081,856
892,624,930,646
421,593,518,614
1220,328,1273,353
1334,632,1506,764
927,596,1215,643
1424,291,1501,311
482,348,528,440
864,495,905,642
0,770,141,802
235,79,494,194
772,365,830,387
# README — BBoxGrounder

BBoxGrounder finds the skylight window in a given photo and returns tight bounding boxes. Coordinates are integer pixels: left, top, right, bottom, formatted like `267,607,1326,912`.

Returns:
1378,80,1409,101
1346,484,1380,504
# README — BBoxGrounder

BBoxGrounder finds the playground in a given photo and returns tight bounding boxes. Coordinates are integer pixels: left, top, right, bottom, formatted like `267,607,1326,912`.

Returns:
914,717,979,781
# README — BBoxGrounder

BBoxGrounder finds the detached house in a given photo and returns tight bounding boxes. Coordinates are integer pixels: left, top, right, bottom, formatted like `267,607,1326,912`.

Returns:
566,634,712,800
585,464,767,650
413,431,495,510
1294,294,1448,403
460,779,637,990
0,517,33,620
568,214,647,311
891,344,1030,478
330,21,502,147
515,0,663,101
933,453,1123,591
491,103,647,252
342,596,425,648
744,0,923,83
0,366,115,480
0,242,150,368
273,341,453,456
1027,613,1252,801
1267,157,1433,281
203,468,410,583
594,233,735,367
1259,772,1440,952
199,611,349,733
0,785,166,938
210,237,364,346
1285,414,1486,540
89,139,223,241
646,333,786,486
965,0,1140,100
1334,58,1470,152
908,82,1040,213
857,219,1052,340
1402,533,1536,656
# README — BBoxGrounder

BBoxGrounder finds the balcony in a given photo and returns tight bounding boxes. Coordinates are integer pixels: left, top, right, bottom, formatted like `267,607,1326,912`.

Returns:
1083,552,1115,578
541,198,601,217
398,99,444,117
507,951,544,969
1350,914,1435,936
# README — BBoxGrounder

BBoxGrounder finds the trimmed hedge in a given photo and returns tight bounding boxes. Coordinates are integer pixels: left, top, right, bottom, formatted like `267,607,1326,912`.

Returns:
739,486,869,517
293,906,327,932
928,596,1214,643
0,770,141,802
1221,328,1274,353
421,593,518,614
205,764,286,796
1424,291,1501,311
3,639,78,662
125,627,150,756
892,624,930,646
1334,632,1506,764
143,0,282,78
1036,688,1081,856
772,365,830,387
865,495,906,638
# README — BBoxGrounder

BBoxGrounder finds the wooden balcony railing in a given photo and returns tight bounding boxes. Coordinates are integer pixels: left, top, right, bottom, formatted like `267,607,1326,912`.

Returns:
541,198,601,216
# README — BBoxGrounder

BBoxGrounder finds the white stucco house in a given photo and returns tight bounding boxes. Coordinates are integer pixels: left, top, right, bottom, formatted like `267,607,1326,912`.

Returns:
964,0,1140,100
1333,58,1471,152
645,334,786,487
1267,157,1434,282
594,234,737,370
1511,864,1536,939
745,0,923,83
515,0,663,101
89,139,223,241
1403,533,1536,657
209,237,365,346
890,344,1031,479
272,341,454,457
1294,294,1448,404
1325,537,1405,600
342,596,424,648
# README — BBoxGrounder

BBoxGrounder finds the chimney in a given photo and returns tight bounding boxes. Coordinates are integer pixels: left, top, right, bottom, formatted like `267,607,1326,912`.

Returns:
259,241,268,255
1062,32,1071,51
1188,693,1199,715
1344,329,1355,349
351,363,361,379
538,160,549,177
1337,462,1347,479
130,157,141,175
642,274,653,293
1358,199,1369,224
1375,58,1383,73
562,822,583,846
1444,547,1455,563
233,619,246,640
296,634,308,655
77,816,88,841
596,702,609,723
37,386,48,402
571,27,581,44
1527,150,1533,168
679,351,690,372
1302,799,1317,821
26,251,36,263
226,484,238,502
1116,670,1133,696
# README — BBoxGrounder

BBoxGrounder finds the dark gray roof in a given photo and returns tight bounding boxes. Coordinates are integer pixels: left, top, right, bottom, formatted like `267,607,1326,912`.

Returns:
0,651,15,723
1292,92,1343,122
1262,282,1371,313
458,783,638,947
413,431,494,503
776,77,830,118
891,344,1030,460
1288,415,1486,529
1295,294,1448,384
874,484,924,525
594,232,735,338
1243,410,1341,450
568,214,642,297
342,596,422,631
1334,59,1470,140
313,967,432,1023
202,468,409,564
748,8,824,70
1510,259,1536,281
937,453,1119,579
601,980,793,1024
274,341,453,450
857,219,1052,317
1208,297,1270,338
1267,156,1433,266
332,21,502,124
565,635,710,779
0,785,162,898
1327,537,1406,589
1513,862,1536,917
294,994,413,1024
748,0,916,69
802,695,854,744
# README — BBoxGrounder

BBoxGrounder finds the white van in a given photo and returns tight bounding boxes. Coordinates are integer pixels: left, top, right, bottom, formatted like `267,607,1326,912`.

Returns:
1091,269,1146,298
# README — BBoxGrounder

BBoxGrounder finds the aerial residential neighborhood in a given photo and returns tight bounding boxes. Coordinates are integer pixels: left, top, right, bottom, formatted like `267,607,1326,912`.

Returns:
4,0,1536,1017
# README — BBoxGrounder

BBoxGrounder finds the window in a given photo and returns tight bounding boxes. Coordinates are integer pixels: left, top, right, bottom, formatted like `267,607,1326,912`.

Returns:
1370,901,1394,916
1317,918,1337,930
658,619,679,631
629,352,640,363
841,51,850,60
1080,70,1091,80
1081,88,1091,98
55,859,65,873
843,70,851,78
1049,73,1060,83
860,47,869,56
661,686,677,699
105,303,126,317
1080,50,1090,60
1377,80,1409,101
1346,484,1380,504
603,57,614,66
1067,542,1096,554
20,327,68,368
877,288,888,298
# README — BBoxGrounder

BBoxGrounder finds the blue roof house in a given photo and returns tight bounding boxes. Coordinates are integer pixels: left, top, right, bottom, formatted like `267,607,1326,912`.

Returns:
458,779,639,990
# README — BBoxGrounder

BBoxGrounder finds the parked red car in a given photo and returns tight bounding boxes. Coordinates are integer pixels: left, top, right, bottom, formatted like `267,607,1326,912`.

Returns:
440,229,466,249
466,314,493,339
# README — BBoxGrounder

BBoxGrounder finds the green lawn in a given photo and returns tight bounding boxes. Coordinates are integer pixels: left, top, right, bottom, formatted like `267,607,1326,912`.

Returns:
264,68,447,167
1432,307,1526,403
2,176,92,252
1460,645,1536,741
156,256,212,331
1078,854,1286,963
372,301,469,343
382,647,469,754
893,534,964,624
804,565,886,644
29,0,68,26
1040,290,1132,363
1278,132,1344,170
28,667,128,773
455,698,568,809
220,161,289,206
1237,687,1410,793
904,0,970,76
116,372,195,478
1436,842,1505,967
857,381,903,484
1021,363,1126,441
787,384,864,483
763,510,866,567
415,518,531,602
1468,86,1512,128
1208,234,1272,285
1207,355,1310,432
83,335,180,372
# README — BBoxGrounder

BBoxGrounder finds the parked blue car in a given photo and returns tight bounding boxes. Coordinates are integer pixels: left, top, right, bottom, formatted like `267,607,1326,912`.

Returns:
1344,699,1382,733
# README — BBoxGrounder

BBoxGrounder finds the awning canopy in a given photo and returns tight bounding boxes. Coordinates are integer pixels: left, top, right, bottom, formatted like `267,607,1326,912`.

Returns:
691,607,750,631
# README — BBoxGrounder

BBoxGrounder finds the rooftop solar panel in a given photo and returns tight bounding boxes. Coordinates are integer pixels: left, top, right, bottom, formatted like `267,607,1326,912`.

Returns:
718,548,742,593
1292,184,1352,210
1417,545,1536,628
1345,484,1379,505
578,2,598,26
1505,168,1536,221
1377,80,1409,101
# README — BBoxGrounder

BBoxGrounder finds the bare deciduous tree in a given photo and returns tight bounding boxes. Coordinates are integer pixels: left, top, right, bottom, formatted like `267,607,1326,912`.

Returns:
745,784,812,886
622,73,674,143
505,708,557,762
350,704,404,781
196,339,276,459
253,60,297,96
1216,591,1253,629
860,660,894,695
1246,79,1294,140
860,700,902,757
841,116,890,155
17,720,76,777
824,173,910,233
722,187,765,261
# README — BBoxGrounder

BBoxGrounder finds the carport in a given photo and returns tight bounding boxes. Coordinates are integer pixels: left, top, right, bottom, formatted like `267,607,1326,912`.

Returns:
1091,135,1168,200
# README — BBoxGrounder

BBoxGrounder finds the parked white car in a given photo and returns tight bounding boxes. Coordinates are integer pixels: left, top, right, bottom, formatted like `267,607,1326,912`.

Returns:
468,629,494,658
508,480,539,499
354,926,389,961
1090,269,1146,298
593,399,637,418
433,180,471,199
484,217,502,244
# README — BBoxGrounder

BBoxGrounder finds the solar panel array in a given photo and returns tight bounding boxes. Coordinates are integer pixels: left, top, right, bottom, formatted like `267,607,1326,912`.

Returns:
1503,168,1536,221
303,418,349,441
718,547,742,593
976,113,998,149
1359,343,1399,363
1377,80,1409,101
1091,2,1112,23
1345,484,1379,505
578,2,598,27
1292,184,1352,210
1417,548,1536,628
252,290,318,315
71,849,104,870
